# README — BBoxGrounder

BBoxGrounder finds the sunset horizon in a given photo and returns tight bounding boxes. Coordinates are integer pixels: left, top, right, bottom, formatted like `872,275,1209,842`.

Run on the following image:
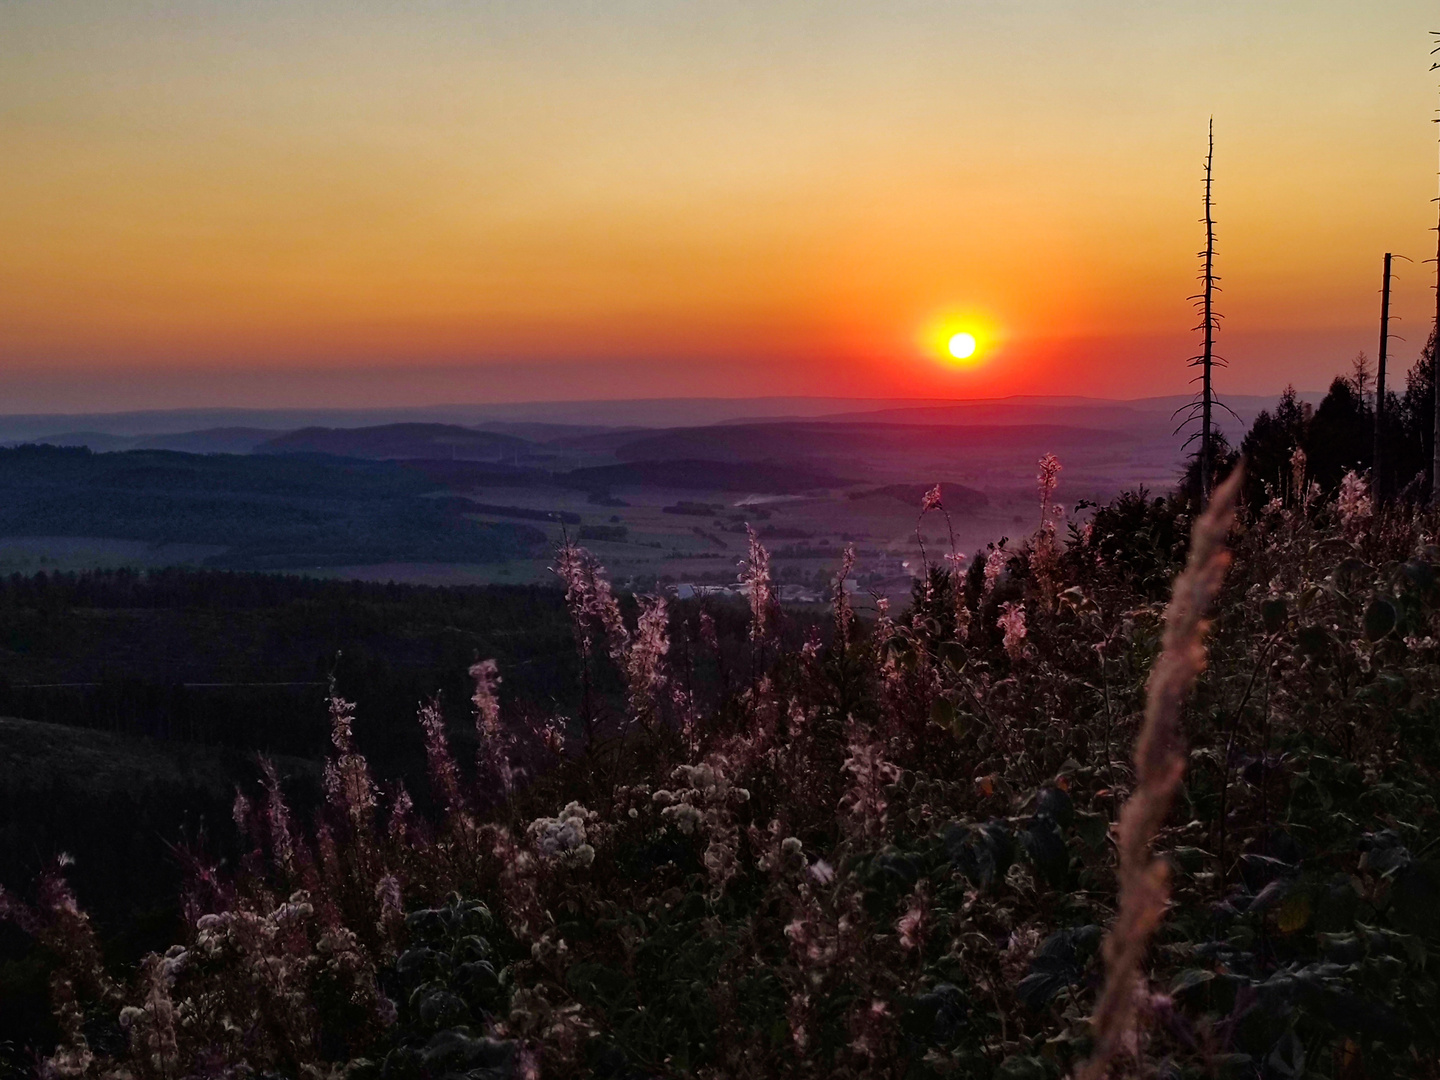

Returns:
6,2,1440,412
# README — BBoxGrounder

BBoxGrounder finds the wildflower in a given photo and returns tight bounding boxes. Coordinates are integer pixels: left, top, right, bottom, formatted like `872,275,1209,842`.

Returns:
921,483,943,511
1038,452,1062,519
873,596,895,647
654,757,750,894
742,526,775,643
833,545,857,652
259,758,300,880
386,784,416,847
698,608,719,651
840,733,900,840
624,595,670,724
896,884,928,950
1336,469,1372,532
997,601,1027,660
528,802,596,868
231,789,252,840
470,658,502,736
471,658,516,798
554,541,629,661
1290,445,1307,502
540,717,567,756
808,859,835,886
322,691,377,830
417,697,466,822
1030,522,1061,609
982,547,1005,600
374,874,404,940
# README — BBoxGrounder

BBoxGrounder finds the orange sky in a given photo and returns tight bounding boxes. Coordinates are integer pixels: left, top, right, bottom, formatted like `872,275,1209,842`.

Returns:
3,1,1440,411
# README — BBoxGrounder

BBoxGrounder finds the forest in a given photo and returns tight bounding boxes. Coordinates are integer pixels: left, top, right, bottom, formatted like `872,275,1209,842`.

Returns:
0,447,546,570
3,353,1440,1079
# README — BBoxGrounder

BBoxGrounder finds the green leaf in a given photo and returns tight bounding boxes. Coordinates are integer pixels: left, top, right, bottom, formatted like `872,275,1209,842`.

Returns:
1170,968,1216,997
939,640,966,668
1364,598,1397,641
1296,625,1332,659
929,697,957,730
1261,597,1288,634
1404,559,1436,590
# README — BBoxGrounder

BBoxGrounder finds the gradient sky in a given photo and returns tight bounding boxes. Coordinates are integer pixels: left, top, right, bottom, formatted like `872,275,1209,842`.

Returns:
3,1,1440,411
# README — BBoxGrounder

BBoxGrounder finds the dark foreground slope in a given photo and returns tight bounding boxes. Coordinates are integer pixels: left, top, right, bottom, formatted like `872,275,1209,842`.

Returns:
3,471,1440,1079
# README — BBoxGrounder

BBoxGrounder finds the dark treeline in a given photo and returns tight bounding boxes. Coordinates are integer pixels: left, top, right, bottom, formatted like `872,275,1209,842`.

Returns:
0,569,583,763
1188,333,1439,505
0,445,546,569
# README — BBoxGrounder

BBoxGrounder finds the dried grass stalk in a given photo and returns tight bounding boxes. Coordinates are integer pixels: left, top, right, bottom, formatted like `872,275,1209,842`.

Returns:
1077,467,1242,1080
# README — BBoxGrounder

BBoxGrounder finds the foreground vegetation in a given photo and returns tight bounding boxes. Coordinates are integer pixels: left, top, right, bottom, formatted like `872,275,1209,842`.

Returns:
6,361,1440,1077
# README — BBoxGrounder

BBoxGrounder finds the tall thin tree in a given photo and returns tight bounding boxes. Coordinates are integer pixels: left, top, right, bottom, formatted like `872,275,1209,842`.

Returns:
1177,120,1228,498
1431,37,1440,504
1375,252,1394,499
1200,122,1217,495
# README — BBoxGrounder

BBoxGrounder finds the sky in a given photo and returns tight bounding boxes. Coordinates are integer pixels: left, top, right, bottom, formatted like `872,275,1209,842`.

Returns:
3,1,1440,412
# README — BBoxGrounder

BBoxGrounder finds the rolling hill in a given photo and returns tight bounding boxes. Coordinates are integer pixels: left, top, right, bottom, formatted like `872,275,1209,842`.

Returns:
257,423,533,461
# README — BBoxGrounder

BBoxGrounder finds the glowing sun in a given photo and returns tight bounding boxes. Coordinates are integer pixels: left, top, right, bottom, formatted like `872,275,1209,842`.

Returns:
948,332,977,360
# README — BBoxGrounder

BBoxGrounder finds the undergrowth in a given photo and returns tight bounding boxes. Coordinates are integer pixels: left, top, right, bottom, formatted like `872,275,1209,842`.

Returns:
4,459,1440,1080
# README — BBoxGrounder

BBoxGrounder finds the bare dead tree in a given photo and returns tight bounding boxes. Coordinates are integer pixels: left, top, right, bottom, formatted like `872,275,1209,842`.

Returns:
1375,253,1395,499
1431,37,1440,504
1175,119,1234,497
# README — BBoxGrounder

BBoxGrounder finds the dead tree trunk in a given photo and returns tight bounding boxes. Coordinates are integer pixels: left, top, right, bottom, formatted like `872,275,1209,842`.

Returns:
1432,185,1440,506
1430,42,1440,504
1190,119,1221,500
1376,252,1393,500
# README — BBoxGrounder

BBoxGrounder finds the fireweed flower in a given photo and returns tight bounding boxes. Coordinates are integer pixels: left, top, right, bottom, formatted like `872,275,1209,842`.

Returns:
742,526,774,644
1290,445,1307,504
554,541,629,661
833,545,857,652
260,757,301,881
624,595,671,724
840,732,900,841
981,548,1005,601
896,883,928,951
808,859,836,886
1037,453,1062,520
1336,469,1373,533
418,697,466,823
322,691,377,832
470,658,515,797
997,601,1028,659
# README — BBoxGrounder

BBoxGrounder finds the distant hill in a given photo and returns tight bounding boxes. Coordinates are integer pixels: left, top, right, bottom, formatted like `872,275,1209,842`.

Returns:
563,459,854,494
258,423,532,461
397,459,555,489
139,427,282,454
20,427,290,455
0,445,545,569
610,421,1133,464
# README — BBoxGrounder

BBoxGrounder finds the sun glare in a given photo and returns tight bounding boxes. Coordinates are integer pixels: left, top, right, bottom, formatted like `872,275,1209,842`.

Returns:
919,312,995,370
948,332,977,360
